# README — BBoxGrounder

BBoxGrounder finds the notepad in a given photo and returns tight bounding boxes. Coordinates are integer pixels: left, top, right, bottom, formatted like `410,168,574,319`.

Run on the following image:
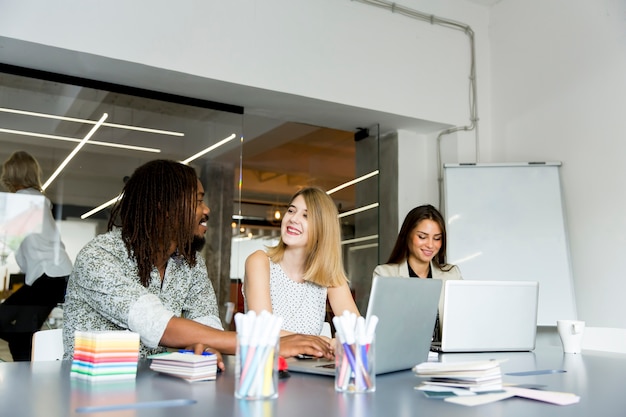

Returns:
149,352,218,382
414,359,504,392
71,330,140,381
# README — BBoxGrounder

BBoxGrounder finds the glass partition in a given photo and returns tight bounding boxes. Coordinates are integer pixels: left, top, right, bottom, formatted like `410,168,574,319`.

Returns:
0,68,381,328
231,119,380,316
0,70,244,318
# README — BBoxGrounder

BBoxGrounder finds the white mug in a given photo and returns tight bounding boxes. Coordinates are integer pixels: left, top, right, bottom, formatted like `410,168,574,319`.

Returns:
557,320,585,354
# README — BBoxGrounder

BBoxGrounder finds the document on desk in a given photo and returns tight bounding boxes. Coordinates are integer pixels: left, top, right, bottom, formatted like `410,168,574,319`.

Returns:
443,387,580,407
505,387,581,406
444,391,515,406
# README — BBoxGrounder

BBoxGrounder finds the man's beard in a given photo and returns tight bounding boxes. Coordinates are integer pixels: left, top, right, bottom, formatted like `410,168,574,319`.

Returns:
192,235,206,252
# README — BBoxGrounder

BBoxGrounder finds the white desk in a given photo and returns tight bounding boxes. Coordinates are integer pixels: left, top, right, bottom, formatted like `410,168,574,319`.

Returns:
0,347,624,417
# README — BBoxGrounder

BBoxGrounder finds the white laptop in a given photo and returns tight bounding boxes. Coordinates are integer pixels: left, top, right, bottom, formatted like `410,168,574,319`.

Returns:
287,276,442,375
433,280,539,353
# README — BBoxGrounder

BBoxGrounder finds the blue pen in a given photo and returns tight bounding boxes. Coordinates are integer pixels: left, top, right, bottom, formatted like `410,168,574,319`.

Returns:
76,398,196,413
178,349,213,356
506,369,566,376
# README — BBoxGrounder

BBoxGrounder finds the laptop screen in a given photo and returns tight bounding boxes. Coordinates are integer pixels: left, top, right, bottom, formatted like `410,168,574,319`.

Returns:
439,280,539,352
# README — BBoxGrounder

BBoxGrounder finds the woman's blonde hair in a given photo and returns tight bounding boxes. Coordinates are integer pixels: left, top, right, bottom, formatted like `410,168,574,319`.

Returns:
267,186,348,287
1,151,43,192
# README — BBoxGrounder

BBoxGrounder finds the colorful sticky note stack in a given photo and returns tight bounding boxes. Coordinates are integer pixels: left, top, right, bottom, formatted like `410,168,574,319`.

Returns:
71,330,141,381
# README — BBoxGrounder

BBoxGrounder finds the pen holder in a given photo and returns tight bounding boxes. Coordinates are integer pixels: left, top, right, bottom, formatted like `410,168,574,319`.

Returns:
334,336,376,393
234,332,280,400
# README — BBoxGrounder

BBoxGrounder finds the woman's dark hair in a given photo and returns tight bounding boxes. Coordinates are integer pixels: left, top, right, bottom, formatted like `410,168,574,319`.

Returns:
386,204,449,269
108,160,199,286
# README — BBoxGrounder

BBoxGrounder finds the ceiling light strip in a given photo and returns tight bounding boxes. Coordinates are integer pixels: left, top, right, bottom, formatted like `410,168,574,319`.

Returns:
181,133,237,164
347,243,379,252
43,113,108,191
337,202,379,219
327,170,379,195
340,234,379,245
0,107,184,136
80,194,123,220
0,128,161,153
81,133,238,219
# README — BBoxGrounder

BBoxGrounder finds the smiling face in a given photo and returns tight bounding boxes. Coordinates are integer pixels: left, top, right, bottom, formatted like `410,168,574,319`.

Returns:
407,219,443,265
192,179,210,251
280,194,309,249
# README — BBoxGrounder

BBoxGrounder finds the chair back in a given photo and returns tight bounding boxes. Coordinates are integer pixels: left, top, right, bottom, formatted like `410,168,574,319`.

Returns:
31,328,64,361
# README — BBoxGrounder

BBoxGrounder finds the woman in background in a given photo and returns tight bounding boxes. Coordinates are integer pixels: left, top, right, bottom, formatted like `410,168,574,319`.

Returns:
0,151,72,361
374,204,461,342
243,186,359,337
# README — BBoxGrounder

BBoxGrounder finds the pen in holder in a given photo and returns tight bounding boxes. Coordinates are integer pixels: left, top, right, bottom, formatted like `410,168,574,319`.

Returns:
333,312,378,393
234,311,283,400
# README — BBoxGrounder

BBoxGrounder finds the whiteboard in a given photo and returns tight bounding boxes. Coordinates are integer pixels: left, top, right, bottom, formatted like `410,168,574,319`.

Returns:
443,163,576,325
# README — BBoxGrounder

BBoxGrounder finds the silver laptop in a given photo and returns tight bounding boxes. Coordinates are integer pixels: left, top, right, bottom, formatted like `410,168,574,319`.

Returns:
433,280,539,353
287,276,442,375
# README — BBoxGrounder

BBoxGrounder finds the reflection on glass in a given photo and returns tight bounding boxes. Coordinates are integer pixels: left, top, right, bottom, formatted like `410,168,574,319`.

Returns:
0,70,244,318
0,192,45,289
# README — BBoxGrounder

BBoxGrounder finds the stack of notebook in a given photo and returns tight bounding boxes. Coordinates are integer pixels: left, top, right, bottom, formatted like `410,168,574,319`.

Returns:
413,359,504,393
149,351,218,382
71,330,141,381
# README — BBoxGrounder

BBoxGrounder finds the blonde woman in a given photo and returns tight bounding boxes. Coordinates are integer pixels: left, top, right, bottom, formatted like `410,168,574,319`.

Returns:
244,187,359,337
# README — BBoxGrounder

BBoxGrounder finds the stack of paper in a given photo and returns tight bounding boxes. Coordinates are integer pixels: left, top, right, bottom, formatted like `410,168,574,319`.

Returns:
413,360,504,393
149,351,218,382
71,330,140,381
414,360,581,407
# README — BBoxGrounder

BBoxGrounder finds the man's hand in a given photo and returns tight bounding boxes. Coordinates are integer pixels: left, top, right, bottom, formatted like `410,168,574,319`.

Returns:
185,343,225,371
278,334,334,360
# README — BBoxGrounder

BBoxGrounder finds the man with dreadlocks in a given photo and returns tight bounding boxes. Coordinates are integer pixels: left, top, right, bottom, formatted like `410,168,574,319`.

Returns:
62,160,333,368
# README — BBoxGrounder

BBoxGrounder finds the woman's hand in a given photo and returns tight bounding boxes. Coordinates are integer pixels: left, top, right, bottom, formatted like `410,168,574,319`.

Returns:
278,334,334,360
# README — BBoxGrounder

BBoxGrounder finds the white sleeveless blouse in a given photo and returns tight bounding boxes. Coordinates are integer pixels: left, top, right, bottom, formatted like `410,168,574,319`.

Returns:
268,260,327,335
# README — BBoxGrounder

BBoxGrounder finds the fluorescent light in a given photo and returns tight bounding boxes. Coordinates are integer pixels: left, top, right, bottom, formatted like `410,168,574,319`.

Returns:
340,234,378,245
0,128,161,153
0,107,184,136
43,113,108,191
181,134,237,164
80,194,123,220
327,170,379,195
337,202,379,218
81,133,239,219
450,252,482,265
347,243,379,252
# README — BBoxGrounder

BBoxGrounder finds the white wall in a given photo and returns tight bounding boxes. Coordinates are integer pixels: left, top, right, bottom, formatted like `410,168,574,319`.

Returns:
1,0,624,328
397,130,442,215
0,0,490,130
230,237,279,280
56,220,97,264
489,0,626,328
